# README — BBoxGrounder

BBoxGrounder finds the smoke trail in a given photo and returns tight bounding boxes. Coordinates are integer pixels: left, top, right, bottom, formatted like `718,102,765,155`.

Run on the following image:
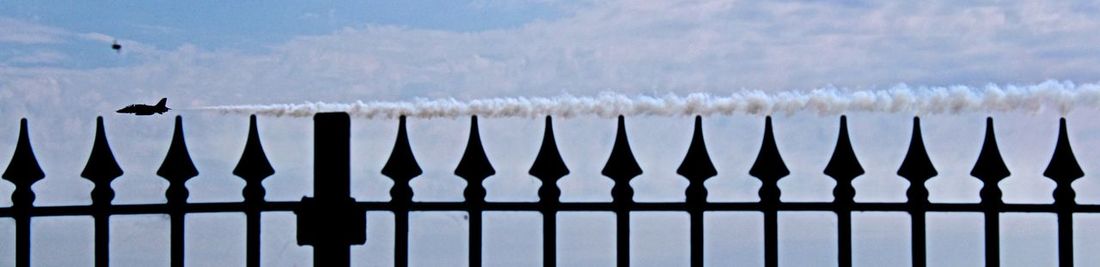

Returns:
196,80,1100,118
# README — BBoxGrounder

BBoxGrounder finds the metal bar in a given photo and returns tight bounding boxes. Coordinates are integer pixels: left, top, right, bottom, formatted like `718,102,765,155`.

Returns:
764,209,777,267
838,211,851,267
617,210,630,267
15,214,29,267
11,201,1100,216
246,209,260,267
1057,210,1072,267
690,210,703,267
911,212,926,267
170,210,185,267
984,211,999,267
543,212,556,267
470,210,483,267
94,213,109,267
395,211,409,267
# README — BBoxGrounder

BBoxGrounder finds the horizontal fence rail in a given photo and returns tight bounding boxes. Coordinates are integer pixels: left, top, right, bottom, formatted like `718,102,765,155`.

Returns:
0,112,1092,267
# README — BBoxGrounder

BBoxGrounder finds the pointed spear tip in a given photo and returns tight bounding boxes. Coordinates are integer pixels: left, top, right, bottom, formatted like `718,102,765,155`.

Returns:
897,116,937,180
1044,117,1083,181
234,115,274,180
6,118,42,182
530,115,569,180
824,114,863,179
157,116,198,180
381,117,423,180
3,117,45,182
971,117,1010,181
602,116,643,180
454,116,495,180
82,115,124,180
749,116,789,180
678,116,717,180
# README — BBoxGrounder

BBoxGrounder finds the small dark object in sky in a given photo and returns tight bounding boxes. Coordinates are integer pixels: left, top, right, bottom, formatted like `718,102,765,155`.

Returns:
111,40,121,53
117,98,170,116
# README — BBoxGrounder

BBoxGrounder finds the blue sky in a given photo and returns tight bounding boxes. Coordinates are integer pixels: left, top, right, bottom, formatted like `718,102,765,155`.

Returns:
3,1,1100,266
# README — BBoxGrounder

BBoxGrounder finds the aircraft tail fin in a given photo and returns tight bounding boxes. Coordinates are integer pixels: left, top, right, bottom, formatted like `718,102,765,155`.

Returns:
155,98,167,108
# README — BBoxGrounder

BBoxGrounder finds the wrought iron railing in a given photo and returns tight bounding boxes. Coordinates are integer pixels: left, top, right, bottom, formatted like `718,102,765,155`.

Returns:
0,112,1090,267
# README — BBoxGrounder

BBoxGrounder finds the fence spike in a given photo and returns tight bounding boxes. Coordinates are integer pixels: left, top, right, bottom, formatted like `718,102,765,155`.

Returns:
382,116,423,181
454,116,495,181
749,116,789,181
157,116,199,182
970,117,1010,181
234,115,274,181
81,117,124,182
602,115,643,180
897,117,937,181
678,116,717,180
530,116,569,181
824,115,864,180
3,119,45,186
1044,118,1083,182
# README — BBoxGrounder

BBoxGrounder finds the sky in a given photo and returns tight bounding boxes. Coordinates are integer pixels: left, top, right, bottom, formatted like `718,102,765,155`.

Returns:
3,0,1100,266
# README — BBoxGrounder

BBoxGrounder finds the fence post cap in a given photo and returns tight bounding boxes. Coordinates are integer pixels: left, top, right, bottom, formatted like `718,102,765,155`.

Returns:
970,117,1010,181
2,118,45,184
382,115,423,180
454,116,495,180
602,115,643,180
157,116,199,181
824,115,864,180
677,115,717,180
81,116,124,181
897,116,937,181
1044,118,1083,182
749,116,789,180
529,116,569,180
234,115,275,181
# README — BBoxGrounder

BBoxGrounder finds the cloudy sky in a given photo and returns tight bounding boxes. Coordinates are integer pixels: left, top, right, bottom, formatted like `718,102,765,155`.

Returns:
3,1,1100,266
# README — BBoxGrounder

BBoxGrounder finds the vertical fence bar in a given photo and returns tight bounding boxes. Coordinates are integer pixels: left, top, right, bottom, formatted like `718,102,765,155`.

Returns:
824,116,864,267
603,115,642,267
1043,118,1083,267
455,116,495,267
898,117,936,267
971,118,1009,267
3,119,45,267
382,115,422,267
530,116,569,267
81,117,124,267
233,115,275,267
157,116,199,267
749,116,789,267
677,116,717,267
296,112,366,267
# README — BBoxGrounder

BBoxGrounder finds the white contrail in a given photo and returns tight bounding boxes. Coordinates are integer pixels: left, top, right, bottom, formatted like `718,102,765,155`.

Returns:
195,80,1100,118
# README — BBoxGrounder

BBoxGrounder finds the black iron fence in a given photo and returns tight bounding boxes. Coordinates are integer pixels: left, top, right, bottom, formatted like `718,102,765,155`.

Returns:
0,112,1092,267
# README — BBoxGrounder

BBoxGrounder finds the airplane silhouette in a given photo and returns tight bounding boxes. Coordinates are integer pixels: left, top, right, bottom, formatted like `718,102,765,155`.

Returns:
117,98,170,116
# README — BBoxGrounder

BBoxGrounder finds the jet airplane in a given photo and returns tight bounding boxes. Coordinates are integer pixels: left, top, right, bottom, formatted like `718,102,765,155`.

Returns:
117,98,170,116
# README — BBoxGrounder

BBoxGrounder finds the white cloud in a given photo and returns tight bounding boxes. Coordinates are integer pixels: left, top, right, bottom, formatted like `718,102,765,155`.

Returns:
5,50,67,64
0,17,68,44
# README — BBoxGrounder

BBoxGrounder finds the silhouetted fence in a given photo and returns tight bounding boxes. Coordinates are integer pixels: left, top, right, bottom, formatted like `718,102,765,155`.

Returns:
0,112,1092,267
